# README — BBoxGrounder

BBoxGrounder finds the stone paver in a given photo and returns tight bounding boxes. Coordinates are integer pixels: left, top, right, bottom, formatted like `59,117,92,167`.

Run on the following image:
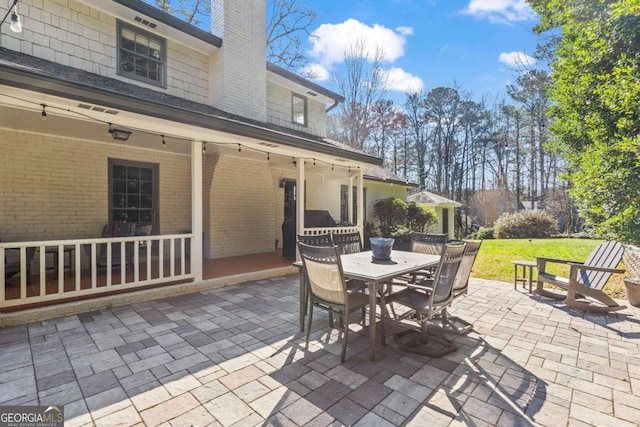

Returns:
0,275,639,426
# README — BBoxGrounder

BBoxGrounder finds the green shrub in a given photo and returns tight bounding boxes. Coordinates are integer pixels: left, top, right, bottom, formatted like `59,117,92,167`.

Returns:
494,210,559,239
475,227,495,240
373,197,407,236
407,202,438,232
390,225,412,249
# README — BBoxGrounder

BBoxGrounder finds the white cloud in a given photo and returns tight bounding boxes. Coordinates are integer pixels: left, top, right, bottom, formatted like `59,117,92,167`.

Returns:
302,63,330,81
384,67,424,92
396,26,414,36
309,19,412,66
462,0,537,24
498,51,537,68
308,19,420,93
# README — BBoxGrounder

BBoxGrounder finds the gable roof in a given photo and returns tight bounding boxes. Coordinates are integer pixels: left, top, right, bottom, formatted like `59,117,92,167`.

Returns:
0,48,381,166
407,191,462,206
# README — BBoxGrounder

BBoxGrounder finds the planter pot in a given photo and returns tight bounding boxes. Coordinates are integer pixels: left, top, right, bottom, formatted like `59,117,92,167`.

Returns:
624,278,640,308
623,244,640,277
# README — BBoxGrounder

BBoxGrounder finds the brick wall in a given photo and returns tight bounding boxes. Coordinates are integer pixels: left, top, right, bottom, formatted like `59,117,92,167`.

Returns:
207,155,275,258
210,0,267,121
0,129,191,241
0,0,210,104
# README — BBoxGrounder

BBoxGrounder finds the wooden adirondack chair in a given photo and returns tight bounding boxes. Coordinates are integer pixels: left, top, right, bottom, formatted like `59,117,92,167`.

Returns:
534,240,626,312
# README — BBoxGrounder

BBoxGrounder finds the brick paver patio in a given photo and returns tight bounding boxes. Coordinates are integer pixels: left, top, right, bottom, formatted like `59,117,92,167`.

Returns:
1,275,639,426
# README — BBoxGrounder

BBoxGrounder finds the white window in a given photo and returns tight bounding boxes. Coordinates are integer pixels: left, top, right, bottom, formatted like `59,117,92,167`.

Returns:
117,21,166,87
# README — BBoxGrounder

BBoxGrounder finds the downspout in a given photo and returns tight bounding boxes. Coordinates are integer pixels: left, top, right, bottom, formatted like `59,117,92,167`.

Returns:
325,98,340,113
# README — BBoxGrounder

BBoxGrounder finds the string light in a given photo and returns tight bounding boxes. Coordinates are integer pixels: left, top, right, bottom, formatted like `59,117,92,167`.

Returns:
0,92,366,173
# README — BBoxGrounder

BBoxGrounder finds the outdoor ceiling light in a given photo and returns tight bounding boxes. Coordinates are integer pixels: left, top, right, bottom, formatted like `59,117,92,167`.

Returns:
108,123,132,141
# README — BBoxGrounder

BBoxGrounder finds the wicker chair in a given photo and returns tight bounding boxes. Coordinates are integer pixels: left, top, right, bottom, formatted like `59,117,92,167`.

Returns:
297,242,370,362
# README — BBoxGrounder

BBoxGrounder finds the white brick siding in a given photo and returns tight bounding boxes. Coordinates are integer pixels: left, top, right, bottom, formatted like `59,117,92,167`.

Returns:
210,0,267,120
205,155,276,258
0,129,191,241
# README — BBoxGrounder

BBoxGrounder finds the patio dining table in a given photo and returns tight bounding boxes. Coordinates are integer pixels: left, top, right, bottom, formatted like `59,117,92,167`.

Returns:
296,250,441,360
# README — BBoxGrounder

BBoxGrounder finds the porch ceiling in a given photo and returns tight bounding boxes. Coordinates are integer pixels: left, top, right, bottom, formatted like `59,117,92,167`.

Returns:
0,81,375,170
0,99,369,179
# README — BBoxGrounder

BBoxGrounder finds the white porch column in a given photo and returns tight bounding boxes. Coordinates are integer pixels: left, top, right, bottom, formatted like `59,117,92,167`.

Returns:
296,158,305,237
295,158,305,261
347,176,354,224
357,167,364,235
191,140,203,281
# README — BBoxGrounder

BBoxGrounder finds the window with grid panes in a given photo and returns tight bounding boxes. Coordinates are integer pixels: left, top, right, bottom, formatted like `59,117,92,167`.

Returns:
340,185,366,224
109,160,158,227
117,21,166,87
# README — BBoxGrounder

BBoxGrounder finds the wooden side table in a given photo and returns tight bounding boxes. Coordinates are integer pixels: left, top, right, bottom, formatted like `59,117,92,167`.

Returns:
512,260,536,292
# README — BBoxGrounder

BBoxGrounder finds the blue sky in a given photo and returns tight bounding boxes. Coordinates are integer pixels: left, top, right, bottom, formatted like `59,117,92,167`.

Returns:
304,0,541,102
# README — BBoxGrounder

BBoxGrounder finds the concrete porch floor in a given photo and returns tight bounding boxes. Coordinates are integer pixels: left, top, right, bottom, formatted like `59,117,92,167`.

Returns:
1,276,639,426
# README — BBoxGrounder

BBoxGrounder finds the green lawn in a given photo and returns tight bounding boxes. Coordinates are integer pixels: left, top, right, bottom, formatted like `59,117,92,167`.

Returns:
472,238,626,297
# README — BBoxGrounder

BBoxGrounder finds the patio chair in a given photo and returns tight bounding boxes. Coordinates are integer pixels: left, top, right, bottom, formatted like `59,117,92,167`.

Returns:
332,231,363,255
383,243,465,357
385,232,448,292
437,240,482,334
297,241,370,362
3,238,36,285
85,221,131,272
534,240,626,312
297,233,366,328
331,231,368,293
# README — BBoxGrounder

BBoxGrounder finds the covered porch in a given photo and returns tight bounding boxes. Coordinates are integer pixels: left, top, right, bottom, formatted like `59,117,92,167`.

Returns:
0,69,377,315
2,244,298,314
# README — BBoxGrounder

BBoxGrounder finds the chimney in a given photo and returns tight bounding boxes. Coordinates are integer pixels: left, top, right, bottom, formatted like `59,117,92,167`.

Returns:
210,0,267,121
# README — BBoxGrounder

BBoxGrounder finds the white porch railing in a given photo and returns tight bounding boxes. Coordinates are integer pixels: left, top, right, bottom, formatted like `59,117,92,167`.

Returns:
302,226,361,236
1,234,194,309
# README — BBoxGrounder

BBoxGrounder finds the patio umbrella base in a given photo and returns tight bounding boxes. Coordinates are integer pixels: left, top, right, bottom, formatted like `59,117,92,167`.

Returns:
393,329,458,358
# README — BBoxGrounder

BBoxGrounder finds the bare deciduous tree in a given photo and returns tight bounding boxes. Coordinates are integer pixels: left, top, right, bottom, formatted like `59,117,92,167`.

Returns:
145,0,318,74
266,0,318,74
330,39,388,150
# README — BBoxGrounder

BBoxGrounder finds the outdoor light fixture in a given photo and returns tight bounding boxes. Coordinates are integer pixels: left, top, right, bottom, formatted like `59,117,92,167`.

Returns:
9,8,21,33
40,104,47,120
108,123,132,141
0,0,22,33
